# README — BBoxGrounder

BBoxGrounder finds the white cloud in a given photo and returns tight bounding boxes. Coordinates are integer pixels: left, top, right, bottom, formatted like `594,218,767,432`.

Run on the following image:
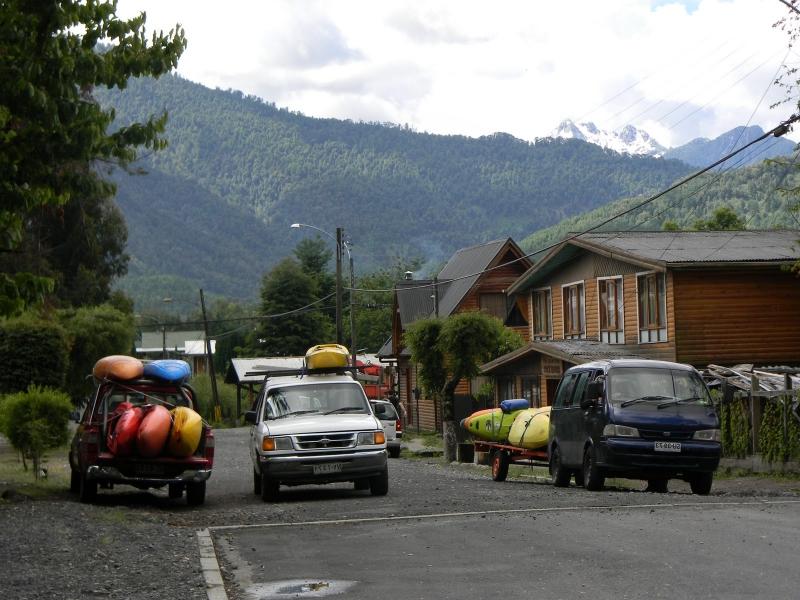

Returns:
116,0,796,147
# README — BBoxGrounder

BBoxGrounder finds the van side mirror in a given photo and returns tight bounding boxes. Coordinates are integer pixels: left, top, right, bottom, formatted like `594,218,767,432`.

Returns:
581,381,604,409
244,410,257,424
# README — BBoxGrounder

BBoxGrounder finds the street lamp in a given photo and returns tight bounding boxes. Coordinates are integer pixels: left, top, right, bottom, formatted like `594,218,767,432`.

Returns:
290,223,355,364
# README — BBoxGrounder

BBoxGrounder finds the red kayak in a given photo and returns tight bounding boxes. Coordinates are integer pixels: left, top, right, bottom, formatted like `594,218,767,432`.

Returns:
137,405,171,458
107,404,144,457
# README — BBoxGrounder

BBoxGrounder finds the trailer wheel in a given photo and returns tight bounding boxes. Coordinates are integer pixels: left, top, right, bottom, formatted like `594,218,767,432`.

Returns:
491,450,509,482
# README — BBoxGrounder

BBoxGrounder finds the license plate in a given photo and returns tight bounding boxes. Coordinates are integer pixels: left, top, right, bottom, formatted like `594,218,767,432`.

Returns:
313,462,343,475
654,441,681,453
135,463,165,475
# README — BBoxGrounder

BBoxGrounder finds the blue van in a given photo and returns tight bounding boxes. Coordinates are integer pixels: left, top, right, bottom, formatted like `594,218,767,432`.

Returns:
548,359,721,495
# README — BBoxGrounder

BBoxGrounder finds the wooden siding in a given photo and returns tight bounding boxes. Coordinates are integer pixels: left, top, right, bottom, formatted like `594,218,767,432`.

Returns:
585,278,599,338
673,268,800,366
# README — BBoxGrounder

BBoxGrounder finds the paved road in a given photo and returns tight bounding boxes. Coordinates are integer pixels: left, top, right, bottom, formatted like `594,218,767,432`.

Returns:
199,429,800,599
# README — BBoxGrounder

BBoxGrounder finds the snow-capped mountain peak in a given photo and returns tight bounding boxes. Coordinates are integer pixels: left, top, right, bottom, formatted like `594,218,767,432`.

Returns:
553,119,667,157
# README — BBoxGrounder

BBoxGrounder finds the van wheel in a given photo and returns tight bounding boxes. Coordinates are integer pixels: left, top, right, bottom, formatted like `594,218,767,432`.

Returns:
253,468,262,495
369,468,389,496
261,475,280,502
573,470,585,487
583,446,605,491
646,479,668,493
549,446,571,487
491,450,509,482
689,472,713,495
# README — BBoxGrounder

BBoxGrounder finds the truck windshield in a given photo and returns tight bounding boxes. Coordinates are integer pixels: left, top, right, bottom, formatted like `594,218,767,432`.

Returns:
607,367,711,408
265,382,369,419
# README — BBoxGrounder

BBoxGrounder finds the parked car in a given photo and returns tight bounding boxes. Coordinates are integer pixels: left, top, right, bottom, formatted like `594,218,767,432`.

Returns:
245,368,388,502
69,378,214,505
548,359,721,495
370,399,402,458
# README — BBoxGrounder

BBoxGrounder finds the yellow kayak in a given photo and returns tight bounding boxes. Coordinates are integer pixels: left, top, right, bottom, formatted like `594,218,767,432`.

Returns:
507,406,551,449
167,406,203,457
461,408,525,442
306,343,349,369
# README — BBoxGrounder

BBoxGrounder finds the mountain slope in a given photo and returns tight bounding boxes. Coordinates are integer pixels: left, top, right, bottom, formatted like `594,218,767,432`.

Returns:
553,119,667,156
663,125,796,168
98,75,693,302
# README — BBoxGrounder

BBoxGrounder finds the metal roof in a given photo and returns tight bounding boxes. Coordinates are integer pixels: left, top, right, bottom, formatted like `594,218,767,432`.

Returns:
577,230,800,265
509,230,800,294
481,339,643,373
436,239,509,317
226,357,305,384
395,279,436,327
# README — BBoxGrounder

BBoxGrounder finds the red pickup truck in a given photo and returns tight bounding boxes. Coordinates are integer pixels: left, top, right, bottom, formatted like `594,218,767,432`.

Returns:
68,378,214,505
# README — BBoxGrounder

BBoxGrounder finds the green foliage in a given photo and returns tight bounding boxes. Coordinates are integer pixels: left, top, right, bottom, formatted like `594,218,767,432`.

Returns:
759,397,800,464
247,257,334,356
720,396,751,459
693,206,746,231
0,385,72,478
0,0,186,315
189,374,239,426
404,319,446,401
0,314,68,394
58,304,136,402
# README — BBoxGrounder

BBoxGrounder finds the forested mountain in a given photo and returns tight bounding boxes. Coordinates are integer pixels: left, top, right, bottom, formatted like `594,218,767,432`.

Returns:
662,126,796,168
97,75,695,306
520,159,800,256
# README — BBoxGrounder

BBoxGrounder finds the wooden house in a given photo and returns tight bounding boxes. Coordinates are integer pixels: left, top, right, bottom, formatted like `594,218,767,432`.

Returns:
481,230,800,406
388,238,532,431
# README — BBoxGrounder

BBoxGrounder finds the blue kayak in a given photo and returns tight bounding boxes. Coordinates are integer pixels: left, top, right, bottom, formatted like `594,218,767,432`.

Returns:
143,359,192,384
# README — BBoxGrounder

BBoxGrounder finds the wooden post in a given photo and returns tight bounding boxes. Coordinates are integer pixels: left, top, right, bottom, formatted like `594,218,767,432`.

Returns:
200,289,221,422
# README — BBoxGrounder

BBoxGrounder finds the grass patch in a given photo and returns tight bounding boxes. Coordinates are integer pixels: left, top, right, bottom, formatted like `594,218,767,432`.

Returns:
404,431,443,449
0,442,71,498
715,466,800,481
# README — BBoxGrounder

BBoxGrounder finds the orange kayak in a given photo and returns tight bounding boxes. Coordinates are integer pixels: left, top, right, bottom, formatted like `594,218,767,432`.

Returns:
136,405,171,458
93,355,143,381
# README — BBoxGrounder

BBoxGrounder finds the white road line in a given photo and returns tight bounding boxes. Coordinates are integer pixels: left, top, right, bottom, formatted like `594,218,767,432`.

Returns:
197,528,229,600
206,498,800,532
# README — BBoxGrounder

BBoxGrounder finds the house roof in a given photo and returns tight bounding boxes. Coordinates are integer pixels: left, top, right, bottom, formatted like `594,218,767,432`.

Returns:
436,239,510,318
395,279,437,326
139,330,204,351
509,230,800,294
481,339,643,374
376,336,394,360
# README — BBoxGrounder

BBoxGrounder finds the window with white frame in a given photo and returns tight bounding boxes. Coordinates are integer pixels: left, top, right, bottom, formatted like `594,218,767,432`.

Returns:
598,277,624,344
637,272,667,343
532,288,552,340
562,281,585,339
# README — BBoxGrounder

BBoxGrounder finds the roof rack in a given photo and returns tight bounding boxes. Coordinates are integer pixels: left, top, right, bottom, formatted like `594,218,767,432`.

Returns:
244,366,358,380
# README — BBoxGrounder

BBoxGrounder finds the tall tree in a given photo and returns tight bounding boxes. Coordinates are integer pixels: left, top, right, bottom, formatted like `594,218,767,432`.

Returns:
693,206,747,231
0,0,186,315
405,312,523,461
249,258,334,356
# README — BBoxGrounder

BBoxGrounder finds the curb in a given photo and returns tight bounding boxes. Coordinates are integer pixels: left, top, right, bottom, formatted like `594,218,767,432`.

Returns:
197,528,228,600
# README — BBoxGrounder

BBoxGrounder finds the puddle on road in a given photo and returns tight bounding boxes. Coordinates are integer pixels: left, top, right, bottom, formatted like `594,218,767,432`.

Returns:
247,579,356,599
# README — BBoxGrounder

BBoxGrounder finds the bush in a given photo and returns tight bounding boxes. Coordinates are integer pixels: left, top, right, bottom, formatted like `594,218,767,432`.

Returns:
0,385,72,478
189,374,241,426
0,313,69,394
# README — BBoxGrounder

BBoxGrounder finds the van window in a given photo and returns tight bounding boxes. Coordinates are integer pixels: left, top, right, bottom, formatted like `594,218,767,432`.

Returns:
607,367,711,407
553,373,577,408
571,371,590,406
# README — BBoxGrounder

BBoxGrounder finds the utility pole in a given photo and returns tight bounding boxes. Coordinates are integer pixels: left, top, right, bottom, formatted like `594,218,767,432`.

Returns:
349,246,356,368
199,289,221,421
335,227,343,344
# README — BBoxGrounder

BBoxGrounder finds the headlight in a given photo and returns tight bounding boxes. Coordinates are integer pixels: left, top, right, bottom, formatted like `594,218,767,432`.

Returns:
262,436,293,451
602,424,640,437
357,431,386,445
693,429,721,442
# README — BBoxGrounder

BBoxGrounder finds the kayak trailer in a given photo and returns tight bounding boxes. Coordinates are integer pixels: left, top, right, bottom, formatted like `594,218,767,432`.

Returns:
473,441,549,482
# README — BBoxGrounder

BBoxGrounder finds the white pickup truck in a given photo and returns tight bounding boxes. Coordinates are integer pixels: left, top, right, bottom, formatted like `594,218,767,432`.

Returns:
245,367,389,502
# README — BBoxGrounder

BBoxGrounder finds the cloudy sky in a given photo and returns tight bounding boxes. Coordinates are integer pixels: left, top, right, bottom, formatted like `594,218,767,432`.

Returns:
116,0,799,147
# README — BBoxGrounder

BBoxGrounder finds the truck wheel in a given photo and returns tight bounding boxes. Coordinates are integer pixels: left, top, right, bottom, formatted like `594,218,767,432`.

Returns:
261,475,280,502
583,446,605,491
369,468,389,496
354,479,370,490
168,483,184,499
253,468,262,495
69,469,80,494
491,450,509,482
186,481,206,506
388,446,401,459
689,472,713,496
78,472,97,503
549,446,571,487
